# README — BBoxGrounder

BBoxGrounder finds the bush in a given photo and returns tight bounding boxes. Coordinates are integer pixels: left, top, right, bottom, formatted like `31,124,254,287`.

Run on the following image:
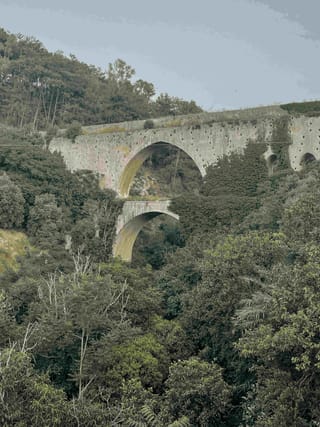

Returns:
143,119,155,129
64,121,82,142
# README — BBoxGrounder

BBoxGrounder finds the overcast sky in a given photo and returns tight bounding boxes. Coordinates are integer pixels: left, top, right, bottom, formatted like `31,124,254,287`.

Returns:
1,0,320,111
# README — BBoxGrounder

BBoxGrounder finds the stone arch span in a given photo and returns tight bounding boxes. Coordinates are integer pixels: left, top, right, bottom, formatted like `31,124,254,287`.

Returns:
113,200,179,262
118,141,204,198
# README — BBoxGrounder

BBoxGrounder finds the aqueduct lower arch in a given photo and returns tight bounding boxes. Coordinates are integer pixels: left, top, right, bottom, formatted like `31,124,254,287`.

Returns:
115,142,201,260
114,200,179,261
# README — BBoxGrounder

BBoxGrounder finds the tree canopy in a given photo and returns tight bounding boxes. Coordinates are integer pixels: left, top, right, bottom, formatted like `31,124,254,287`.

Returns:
1,26,320,427
0,28,202,130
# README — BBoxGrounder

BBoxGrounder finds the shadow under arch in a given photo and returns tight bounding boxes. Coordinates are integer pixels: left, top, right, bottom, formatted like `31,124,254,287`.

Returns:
266,153,278,175
118,141,203,197
113,210,179,262
300,152,316,167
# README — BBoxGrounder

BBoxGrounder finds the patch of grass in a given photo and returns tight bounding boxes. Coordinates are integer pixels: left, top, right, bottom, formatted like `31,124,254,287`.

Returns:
0,229,30,273
280,101,320,116
82,125,126,135
163,118,183,128
185,118,201,128
125,195,170,201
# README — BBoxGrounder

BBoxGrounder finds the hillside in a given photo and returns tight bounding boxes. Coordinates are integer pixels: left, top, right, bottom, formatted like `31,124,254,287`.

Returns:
1,28,320,427
0,28,202,130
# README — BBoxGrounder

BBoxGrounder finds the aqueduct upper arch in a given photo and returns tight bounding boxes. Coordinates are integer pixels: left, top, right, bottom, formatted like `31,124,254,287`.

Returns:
118,141,203,198
113,133,210,198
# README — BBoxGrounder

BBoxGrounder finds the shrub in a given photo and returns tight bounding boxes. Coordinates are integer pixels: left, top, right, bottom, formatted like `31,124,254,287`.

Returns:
144,119,155,129
64,121,82,142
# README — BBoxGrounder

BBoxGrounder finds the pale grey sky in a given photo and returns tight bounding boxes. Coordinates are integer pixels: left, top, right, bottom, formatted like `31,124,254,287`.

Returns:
1,0,319,110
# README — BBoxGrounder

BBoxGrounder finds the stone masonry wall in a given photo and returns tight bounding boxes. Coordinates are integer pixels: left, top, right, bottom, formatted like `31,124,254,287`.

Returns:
50,105,290,196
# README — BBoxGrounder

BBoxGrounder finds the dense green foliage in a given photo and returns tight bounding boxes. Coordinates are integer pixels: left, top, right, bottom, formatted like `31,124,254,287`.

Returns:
0,145,122,270
0,28,201,130
280,100,320,116
2,133,320,425
0,173,25,228
1,28,320,426
170,142,268,237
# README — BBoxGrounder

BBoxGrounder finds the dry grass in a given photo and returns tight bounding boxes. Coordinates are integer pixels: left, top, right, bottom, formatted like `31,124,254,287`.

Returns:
82,125,126,135
0,229,30,273
163,118,183,128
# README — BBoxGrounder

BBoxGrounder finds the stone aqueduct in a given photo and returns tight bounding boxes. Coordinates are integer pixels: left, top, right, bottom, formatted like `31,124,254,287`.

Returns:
50,105,320,261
